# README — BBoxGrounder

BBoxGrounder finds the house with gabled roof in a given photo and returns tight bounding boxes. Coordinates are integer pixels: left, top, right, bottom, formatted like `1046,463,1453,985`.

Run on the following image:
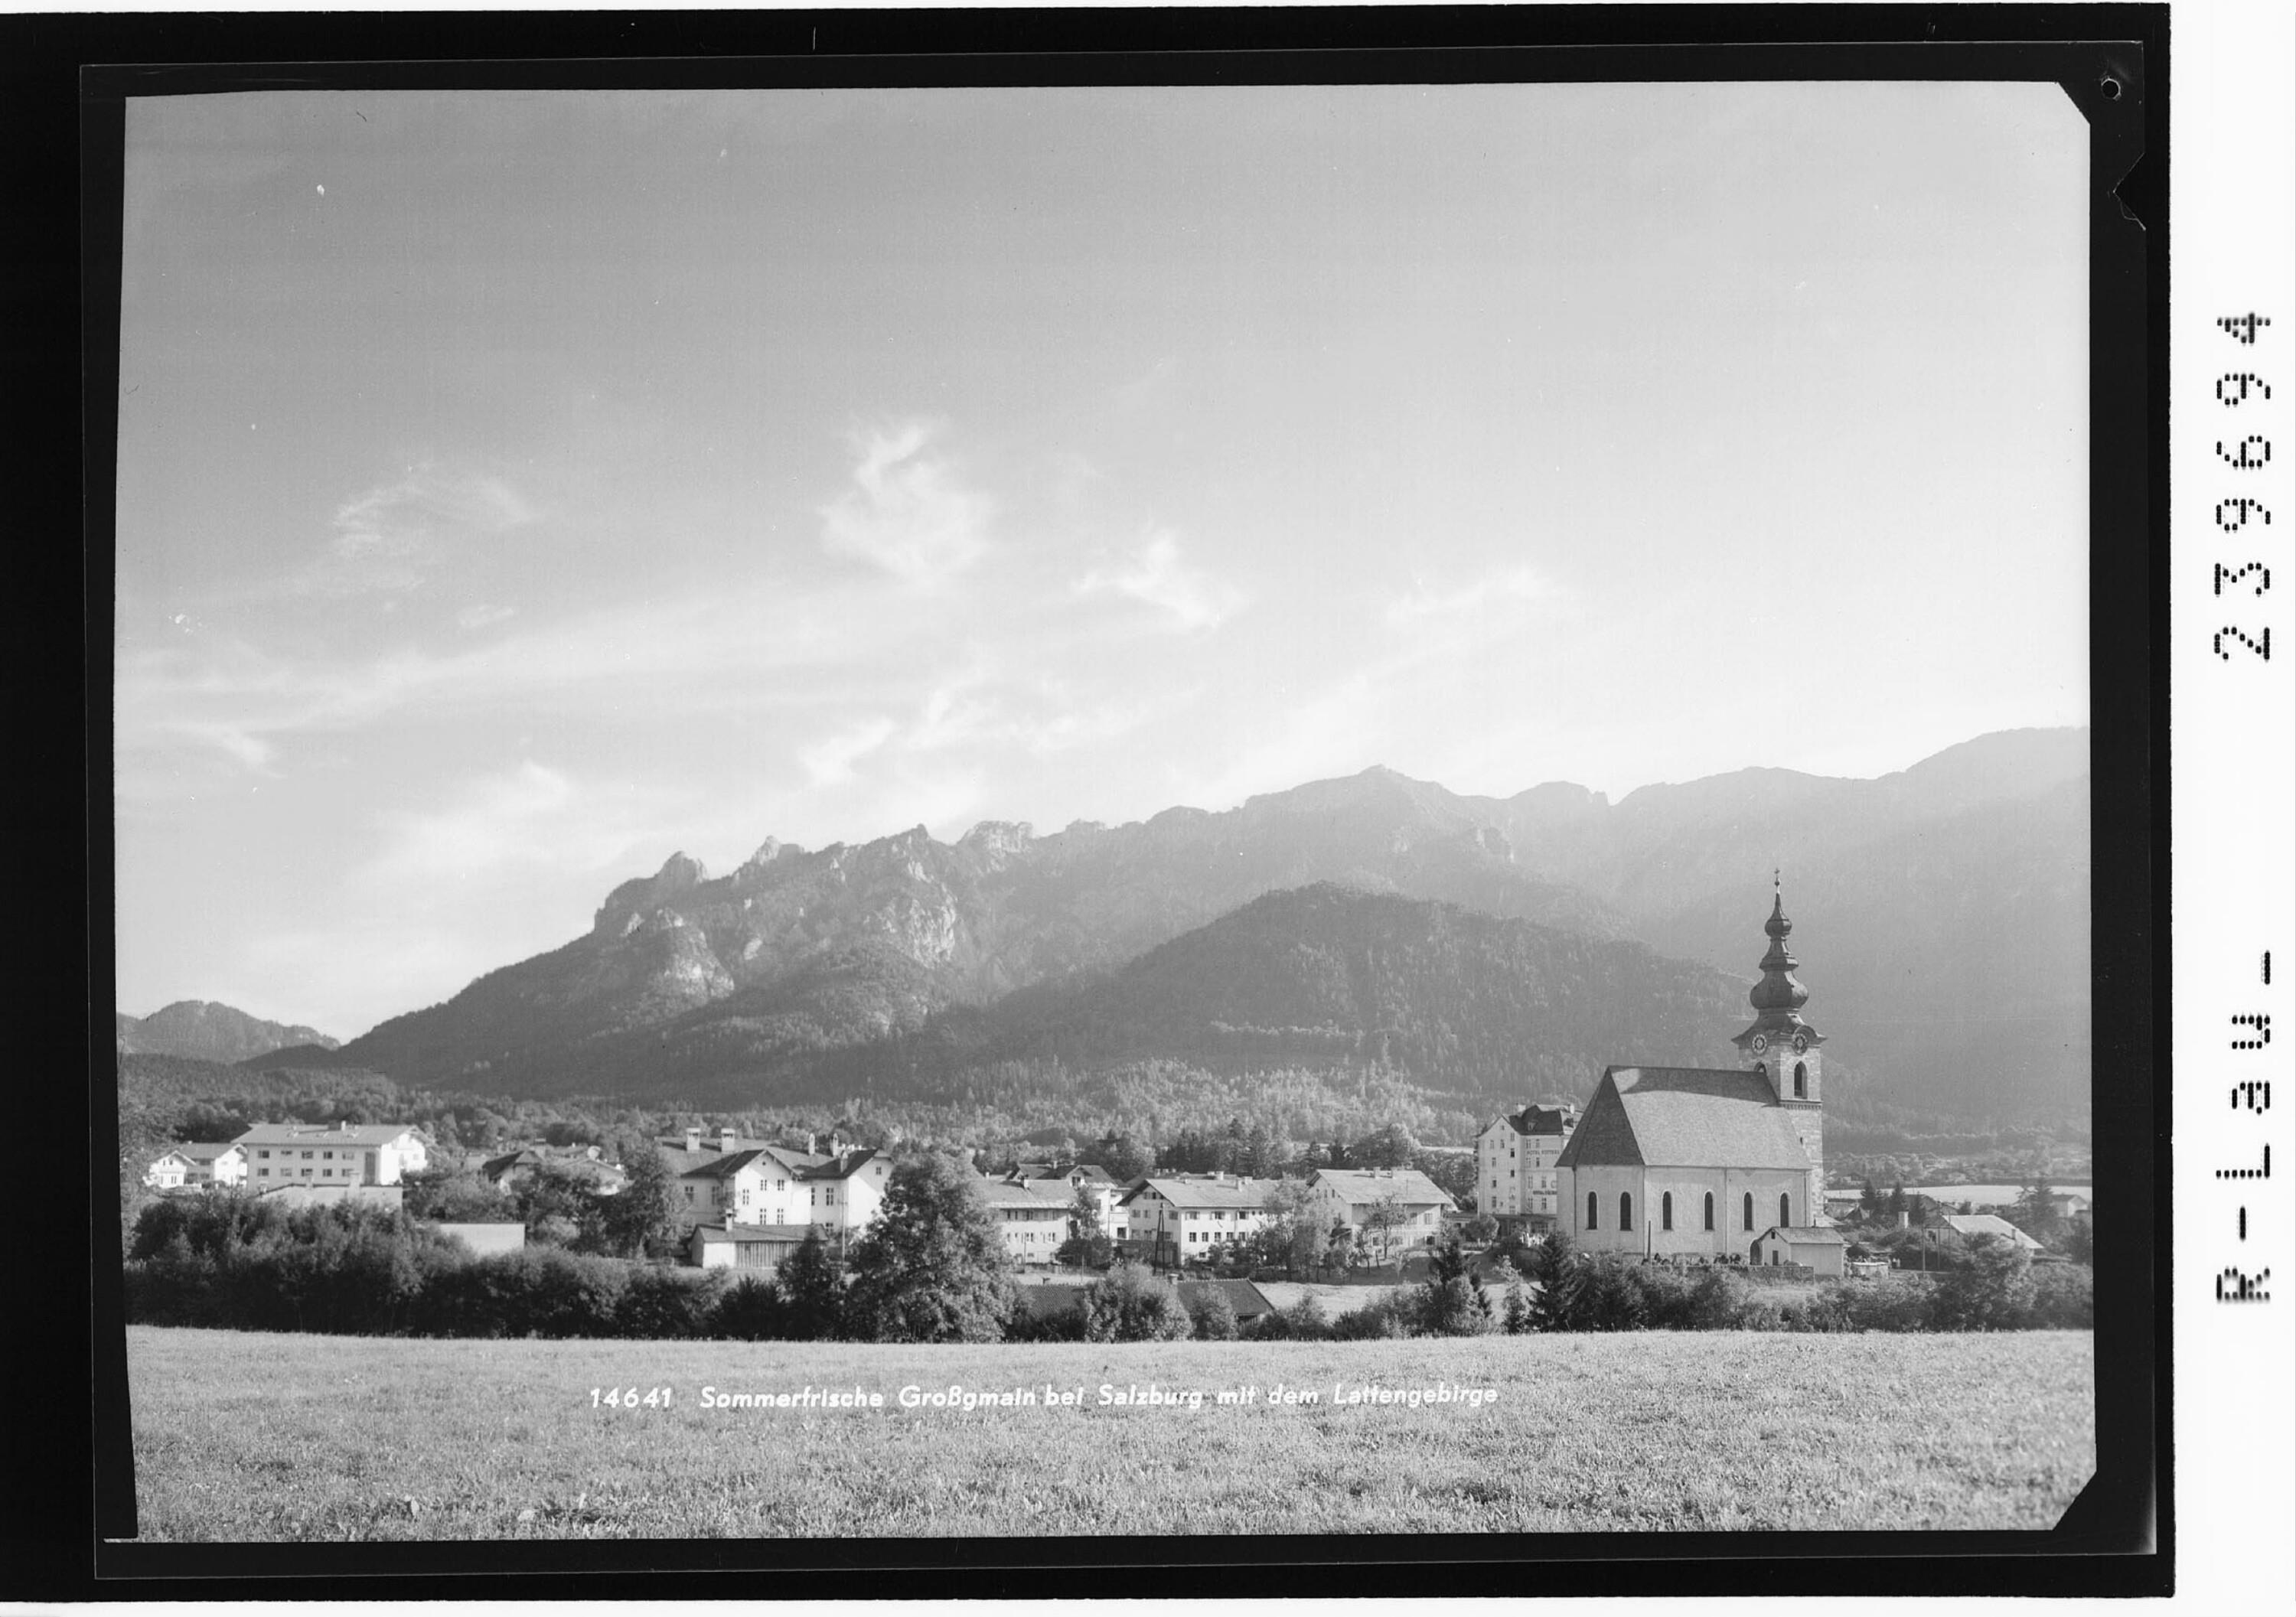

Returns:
797,1148,895,1246
1308,1168,1455,1260
1555,887,1829,1260
974,1177,1076,1265
1924,1212,2046,1256
1176,1277,1278,1325
146,1141,248,1192
1752,1224,1849,1276
1116,1174,1282,1268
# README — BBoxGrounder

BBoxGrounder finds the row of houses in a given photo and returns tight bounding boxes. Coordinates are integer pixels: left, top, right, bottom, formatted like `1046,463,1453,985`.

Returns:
144,1121,431,1193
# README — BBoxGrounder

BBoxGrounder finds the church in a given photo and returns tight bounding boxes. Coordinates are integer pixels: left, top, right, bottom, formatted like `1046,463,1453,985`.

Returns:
1554,883,1829,1260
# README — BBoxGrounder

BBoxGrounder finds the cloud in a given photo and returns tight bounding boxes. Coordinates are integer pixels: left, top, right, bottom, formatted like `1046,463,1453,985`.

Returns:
456,603,517,631
799,717,898,786
314,466,537,596
1074,529,1243,632
817,420,991,589
354,761,686,894
1383,564,1557,628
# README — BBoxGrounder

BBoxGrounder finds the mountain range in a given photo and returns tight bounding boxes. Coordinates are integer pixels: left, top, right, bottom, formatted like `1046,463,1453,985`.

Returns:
116,1002,340,1066
296,725,2089,1126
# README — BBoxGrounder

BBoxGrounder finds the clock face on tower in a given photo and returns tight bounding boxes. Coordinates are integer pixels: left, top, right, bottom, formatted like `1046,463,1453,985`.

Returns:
1792,1033,1808,1055
1750,1034,1769,1055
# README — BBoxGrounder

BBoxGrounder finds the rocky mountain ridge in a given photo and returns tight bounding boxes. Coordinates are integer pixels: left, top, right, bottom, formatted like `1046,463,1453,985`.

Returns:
325,726,2089,1124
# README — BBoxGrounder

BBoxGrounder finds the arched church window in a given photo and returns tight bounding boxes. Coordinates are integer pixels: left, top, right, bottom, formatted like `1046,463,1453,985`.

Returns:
1743,1192,1753,1231
1587,1191,1598,1230
1756,1062,1769,1087
1780,1192,1792,1230
1619,1192,1632,1231
1662,1192,1674,1231
1704,1192,1715,1231
1793,1061,1807,1098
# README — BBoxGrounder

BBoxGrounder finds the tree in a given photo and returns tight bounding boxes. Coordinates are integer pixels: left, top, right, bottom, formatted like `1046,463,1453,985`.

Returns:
843,1152,1016,1343
1186,1286,1239,1341
1887,1182,1907,1218
1502,1276,1532,1335
1352,1124,1419,1169
400,1167,511,1225
2007,1166,2062,1248
1081,1262,1193,1342
1859,1177,1880,1216
1067,1185,1107,1244
2061,1211,2094,1266
1084,1133,1154,1182
1929,1234,2037,1331
1416,1234,1494,1335
774,1227,846,1340
1361,1194,1407,1264
1518,1234,1583,1331
1412,1149,1476,1207
603,1144,679,1260
1461,1211,1499,1245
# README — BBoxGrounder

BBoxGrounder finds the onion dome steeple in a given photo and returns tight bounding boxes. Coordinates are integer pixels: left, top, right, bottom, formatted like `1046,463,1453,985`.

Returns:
1732,872,1825,1061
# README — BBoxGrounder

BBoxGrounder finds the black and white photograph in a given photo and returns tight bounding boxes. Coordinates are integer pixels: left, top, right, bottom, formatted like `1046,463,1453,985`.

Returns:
96,41,2155,1576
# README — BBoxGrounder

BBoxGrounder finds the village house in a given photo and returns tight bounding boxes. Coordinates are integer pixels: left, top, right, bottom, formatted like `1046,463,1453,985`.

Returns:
1751,1224,1850,1276
1307,1167,1456,1260
1006,1162,1124,1238
1923,1212,2047,1256
479,1145,628,1197
1473,1102,1577,1224
143,1149,194,1191
145,1141,248,1192
797,1148,896,1254
689,1222,816,1272
1555,888,1828,1260
672,1146,821,1232
235,1122,429,1188
974,1178,1075,1265
1115,1174,1280,1267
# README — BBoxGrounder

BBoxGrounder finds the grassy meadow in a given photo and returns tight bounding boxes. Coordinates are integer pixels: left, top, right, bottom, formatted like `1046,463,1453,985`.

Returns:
123,1325,2092,1540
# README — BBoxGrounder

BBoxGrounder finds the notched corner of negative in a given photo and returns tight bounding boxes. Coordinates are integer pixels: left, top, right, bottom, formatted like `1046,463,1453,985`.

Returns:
2053,49,2151,233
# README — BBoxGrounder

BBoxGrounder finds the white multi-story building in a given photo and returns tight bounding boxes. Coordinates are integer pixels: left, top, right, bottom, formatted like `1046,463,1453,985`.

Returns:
1114,1175,1280,1267
974,1178,1075,1265
1308,1167,1456,1260
1473,1103,1577,1224
236,1123,427,1188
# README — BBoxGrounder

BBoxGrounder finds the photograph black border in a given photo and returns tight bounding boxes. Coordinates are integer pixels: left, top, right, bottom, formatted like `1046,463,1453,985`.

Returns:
22,3,2168,1601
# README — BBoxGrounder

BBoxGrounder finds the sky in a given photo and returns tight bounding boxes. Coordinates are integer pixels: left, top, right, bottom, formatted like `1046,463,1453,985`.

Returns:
113,83,2089,1038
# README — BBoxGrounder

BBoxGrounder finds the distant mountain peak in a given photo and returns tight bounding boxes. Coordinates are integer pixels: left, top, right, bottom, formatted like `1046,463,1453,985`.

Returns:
116,1001,339,1064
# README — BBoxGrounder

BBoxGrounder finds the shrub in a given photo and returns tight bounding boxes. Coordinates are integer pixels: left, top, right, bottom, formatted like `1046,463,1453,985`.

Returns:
1836,1274,1936,1332
616,1264,725,1339
1081,1263,1193,1342
710,1276,789,1342
1329,1290,1418,1340
1186,1288,1239,1342
1004,1299,1090,1342
2024,1263,2093,1328
1927,1236,2037,1332
1241,1293,1329,1341
413,1248,630,1338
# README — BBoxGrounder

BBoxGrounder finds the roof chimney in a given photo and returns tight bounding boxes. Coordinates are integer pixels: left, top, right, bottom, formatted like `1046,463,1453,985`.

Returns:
719,1126,738,1152
685,1127,700,1152
806,1133,817,1156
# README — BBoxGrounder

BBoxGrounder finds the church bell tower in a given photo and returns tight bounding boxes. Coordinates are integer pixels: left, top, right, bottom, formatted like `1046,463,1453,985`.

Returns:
1731,877,1825,1208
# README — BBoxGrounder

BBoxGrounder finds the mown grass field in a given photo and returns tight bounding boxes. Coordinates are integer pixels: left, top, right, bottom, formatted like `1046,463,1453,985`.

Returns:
124,1325,2092,1540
